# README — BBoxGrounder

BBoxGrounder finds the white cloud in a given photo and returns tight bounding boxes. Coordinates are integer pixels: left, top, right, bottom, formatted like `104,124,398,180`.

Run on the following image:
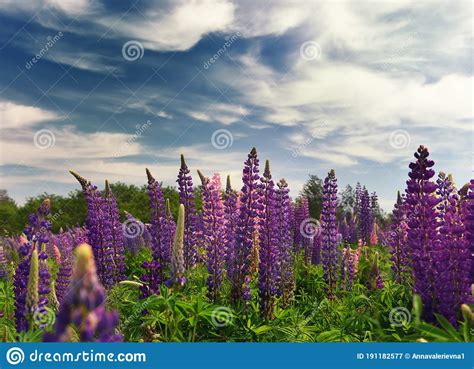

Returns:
99,0,235,51
44,51,118,73
187,102,248,125
0,0,92,15
0,101,60,130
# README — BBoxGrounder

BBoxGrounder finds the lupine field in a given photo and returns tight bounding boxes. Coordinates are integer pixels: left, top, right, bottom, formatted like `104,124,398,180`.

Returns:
0,145,473,342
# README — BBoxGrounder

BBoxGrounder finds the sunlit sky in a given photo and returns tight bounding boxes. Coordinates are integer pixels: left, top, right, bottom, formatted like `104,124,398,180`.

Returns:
0,0,472,210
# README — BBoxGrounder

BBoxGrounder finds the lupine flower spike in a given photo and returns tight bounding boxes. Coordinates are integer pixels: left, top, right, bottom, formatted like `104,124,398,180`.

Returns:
44,244,122,342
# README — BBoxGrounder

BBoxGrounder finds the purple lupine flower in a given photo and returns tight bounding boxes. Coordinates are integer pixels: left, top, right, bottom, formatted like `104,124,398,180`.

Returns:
177,154,198,270
38,244,50,308
359,187,372,245
465,179,474,283
104,181,126,282
14,199,51,331
405,145,440,320
354,182,362,238
346,245,356,290
231,148,260,302
141,168,167,296
275,178,294,306
389,191,410,284
198,171,226,302
70,226,89,247
321,170,338,299
341,242,359,291
44,244,122,342
257,160,280,319
300,197,313,264
436,172,471,324
55,260,72,307
223,175,238,277
70,172,114,289
53,231,74,306
376,274,385,289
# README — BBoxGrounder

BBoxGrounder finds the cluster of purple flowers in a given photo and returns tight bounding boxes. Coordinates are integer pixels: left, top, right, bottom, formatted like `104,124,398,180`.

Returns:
275,179,294,306
388,192,410,284
321,170,338,299
401,145,472,322
70,172,124,289
256,161,280,319
141,169,172,296
14,199,51,331
198,171,226,301
230,148,260,302
177,155,198,270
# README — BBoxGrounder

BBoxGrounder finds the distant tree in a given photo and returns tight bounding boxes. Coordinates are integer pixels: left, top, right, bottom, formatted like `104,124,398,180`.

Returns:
300,174,323,219
337,184,355,219
0,189,21,235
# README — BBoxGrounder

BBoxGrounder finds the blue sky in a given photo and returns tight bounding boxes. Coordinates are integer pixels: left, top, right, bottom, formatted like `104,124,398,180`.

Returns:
0,0,472,210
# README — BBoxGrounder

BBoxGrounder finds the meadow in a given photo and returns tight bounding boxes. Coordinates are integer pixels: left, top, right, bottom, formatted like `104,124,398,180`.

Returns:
0,145,472,343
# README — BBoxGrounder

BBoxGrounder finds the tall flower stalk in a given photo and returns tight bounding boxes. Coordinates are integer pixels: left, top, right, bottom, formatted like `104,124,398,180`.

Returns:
177,155,197,269
321,170,338,299
223,176,238,277
275,178,294,307
405,145,439,320
257,160,279,319
436,172,471,324
14,199,51,331
104,181,126,282
231,148,260,302
359,187,372,245
389,192,410,284
198,171,226,301
465,179,474,282
70,172,114,288
142,168,167,296
25,249,39,327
